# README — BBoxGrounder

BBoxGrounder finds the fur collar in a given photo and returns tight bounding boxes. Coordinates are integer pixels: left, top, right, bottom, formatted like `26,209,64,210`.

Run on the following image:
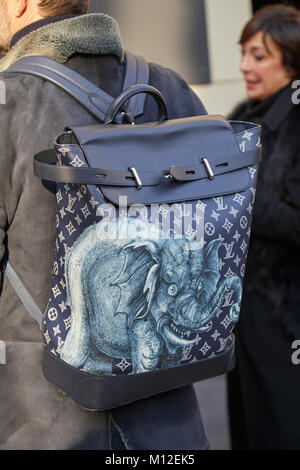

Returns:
0,13,124,71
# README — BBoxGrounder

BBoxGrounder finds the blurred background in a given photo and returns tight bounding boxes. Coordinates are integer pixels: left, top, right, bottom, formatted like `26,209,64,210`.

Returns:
88,0,299,117
88,0,299,450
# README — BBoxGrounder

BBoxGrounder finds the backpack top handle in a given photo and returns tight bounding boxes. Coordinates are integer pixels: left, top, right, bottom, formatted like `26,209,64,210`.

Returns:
104,84,168,125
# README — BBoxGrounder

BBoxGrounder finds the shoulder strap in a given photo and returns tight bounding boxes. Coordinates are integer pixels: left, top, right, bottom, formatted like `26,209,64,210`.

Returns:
5,262,43,330
5,51,149,122
122,52,149,120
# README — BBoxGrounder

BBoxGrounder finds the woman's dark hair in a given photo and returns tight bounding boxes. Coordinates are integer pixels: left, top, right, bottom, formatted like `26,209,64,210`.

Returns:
240,4,300,76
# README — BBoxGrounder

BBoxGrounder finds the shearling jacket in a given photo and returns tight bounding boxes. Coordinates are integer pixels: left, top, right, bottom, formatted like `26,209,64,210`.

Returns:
0,14,207,450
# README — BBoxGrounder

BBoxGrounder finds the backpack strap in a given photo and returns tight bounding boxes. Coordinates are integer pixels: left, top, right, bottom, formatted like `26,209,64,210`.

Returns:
33,147,259,187
5,262,43,330
5,51,149,122
122,52,149,121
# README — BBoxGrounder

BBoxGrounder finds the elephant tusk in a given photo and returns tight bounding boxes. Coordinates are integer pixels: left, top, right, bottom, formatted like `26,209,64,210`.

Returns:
157,318,196,355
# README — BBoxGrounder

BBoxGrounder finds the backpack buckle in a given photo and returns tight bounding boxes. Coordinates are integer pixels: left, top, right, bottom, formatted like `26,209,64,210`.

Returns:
201,158,214,181
114,111,135,125
128,167,142,190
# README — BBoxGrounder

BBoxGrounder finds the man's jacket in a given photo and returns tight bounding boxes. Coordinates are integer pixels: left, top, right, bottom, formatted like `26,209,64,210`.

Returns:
0,13,207,450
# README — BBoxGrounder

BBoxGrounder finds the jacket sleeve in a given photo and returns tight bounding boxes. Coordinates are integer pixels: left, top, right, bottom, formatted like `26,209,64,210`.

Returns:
251,148,300,245
0,79,14,291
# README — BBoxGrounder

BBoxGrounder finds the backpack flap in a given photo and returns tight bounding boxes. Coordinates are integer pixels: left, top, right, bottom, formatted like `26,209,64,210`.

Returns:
61,115,260,207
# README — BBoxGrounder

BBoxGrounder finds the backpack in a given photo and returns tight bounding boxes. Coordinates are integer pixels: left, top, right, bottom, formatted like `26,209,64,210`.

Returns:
5,53,261,411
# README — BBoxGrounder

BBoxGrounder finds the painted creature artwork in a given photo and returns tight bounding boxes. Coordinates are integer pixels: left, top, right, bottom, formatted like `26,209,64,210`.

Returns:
60,218,242,375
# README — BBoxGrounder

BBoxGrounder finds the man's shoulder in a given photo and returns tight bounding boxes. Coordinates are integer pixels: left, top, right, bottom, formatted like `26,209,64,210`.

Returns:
0,69,45,96
0,71,49,121
148,61,188,85
147,61,207,118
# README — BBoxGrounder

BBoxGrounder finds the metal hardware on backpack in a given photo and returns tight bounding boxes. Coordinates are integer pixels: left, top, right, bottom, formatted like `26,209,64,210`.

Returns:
6,54,261,411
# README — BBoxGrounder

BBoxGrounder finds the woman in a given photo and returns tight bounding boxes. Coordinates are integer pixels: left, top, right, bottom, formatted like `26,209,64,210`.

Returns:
227,5,300,450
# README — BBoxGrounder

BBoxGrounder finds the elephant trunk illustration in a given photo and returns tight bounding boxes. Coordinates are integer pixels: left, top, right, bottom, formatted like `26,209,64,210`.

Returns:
166,274,242,342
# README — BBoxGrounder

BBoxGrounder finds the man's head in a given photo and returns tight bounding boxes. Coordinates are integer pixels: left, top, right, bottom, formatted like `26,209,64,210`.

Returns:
0,0,90,51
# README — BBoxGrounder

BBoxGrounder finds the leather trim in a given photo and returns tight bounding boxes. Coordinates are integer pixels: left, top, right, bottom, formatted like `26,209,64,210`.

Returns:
34,149,161,187
43,335,236,411
169,148,260,182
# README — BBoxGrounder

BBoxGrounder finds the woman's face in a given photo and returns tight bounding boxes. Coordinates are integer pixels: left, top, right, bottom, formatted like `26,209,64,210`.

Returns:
240,30,294,101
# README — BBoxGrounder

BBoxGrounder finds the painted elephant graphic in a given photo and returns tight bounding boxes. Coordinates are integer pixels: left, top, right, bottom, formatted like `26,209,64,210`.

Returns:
60,218,242,374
